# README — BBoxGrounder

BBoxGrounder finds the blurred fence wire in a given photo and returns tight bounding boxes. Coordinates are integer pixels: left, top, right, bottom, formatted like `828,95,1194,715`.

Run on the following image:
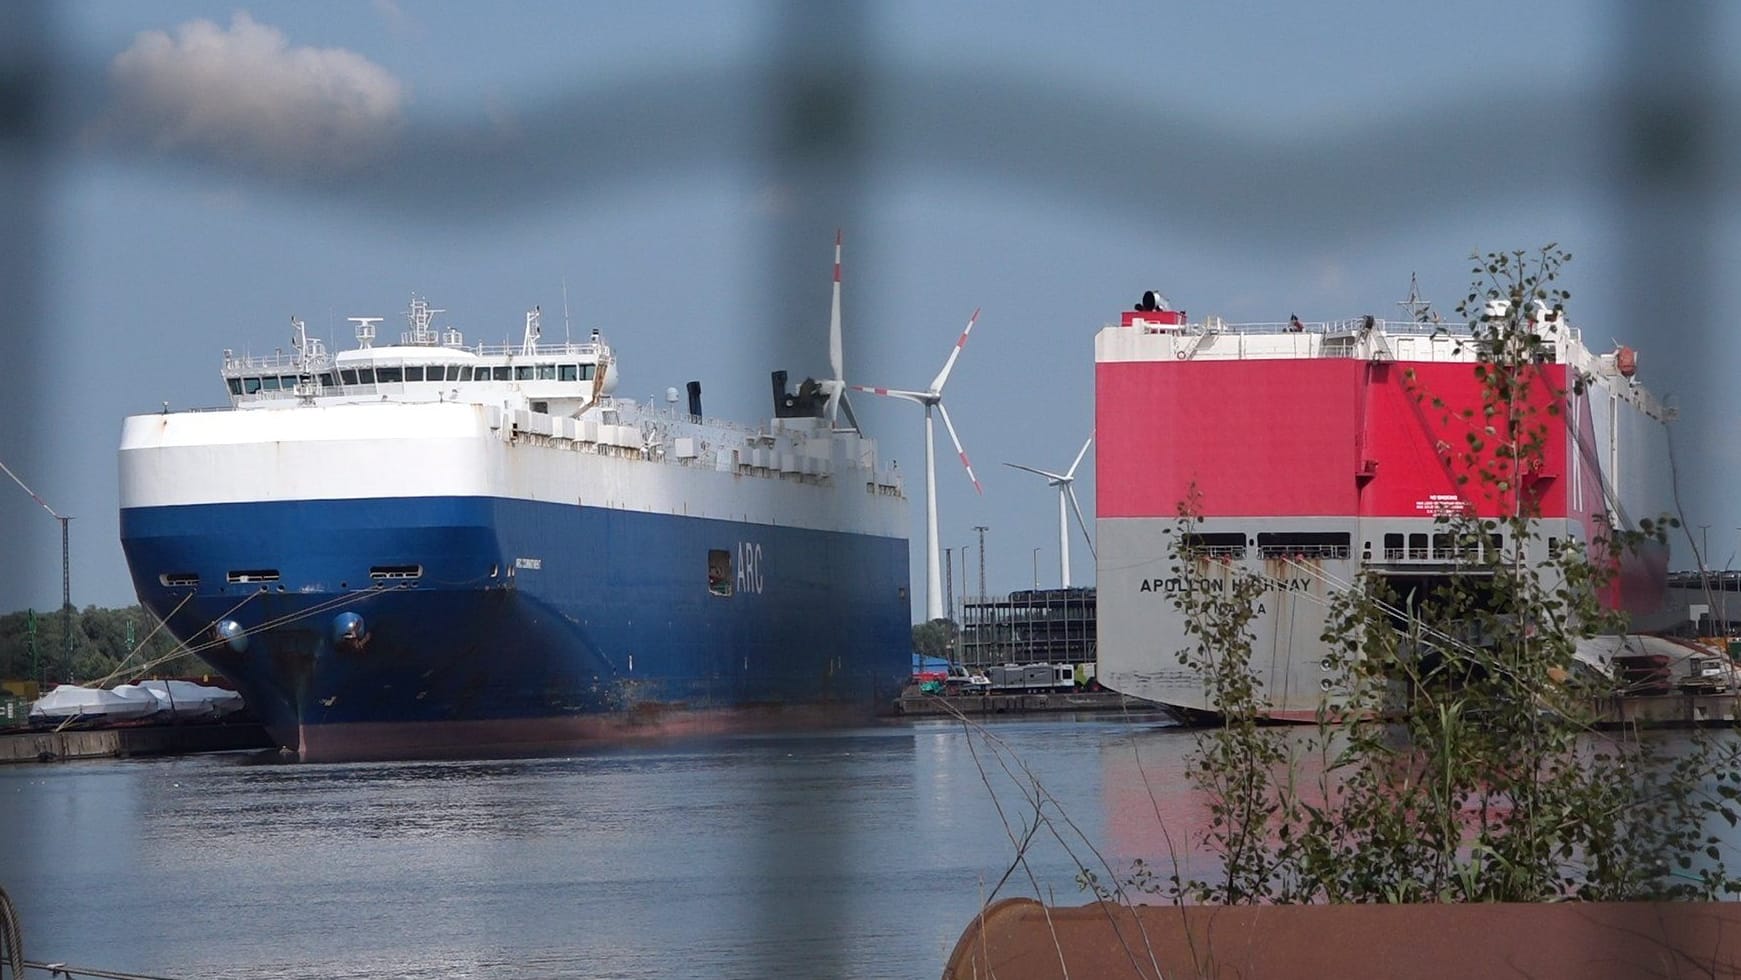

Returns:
0,0,1735,972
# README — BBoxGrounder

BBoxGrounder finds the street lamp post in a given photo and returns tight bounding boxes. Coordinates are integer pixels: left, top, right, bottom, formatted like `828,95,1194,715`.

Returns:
1030,547,1041,661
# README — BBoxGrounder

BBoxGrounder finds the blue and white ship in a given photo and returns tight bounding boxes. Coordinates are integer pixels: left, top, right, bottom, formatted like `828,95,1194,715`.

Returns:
119,247,911,762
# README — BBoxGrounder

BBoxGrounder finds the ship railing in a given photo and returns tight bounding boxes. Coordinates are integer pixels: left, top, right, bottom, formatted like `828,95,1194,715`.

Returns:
1184,544,1247,560
223,350,332,372
1260,544,1351,560
1382,545,1488,562
457,340,606,359
1175,317,1479,337
223,341,607,372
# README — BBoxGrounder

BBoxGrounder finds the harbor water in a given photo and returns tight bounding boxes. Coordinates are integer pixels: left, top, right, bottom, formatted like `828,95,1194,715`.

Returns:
0,712,1193,979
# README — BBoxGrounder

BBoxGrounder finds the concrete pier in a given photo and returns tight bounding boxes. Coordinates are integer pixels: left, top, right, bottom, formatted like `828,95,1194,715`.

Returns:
895,689,1163,717
0,722,272,763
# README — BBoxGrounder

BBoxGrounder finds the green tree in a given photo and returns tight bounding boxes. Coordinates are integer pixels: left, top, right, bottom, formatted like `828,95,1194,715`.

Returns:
911,618,959,660
1151,248,1741,904
0,604,210,687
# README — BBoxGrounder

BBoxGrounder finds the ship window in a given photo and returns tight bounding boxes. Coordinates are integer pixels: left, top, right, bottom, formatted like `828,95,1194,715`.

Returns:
340,369,358,385
447,365,462,381
515,365,534,380
243,377,262,394
281,376,299,389
1182,532,1245,559
318,373,335,387
405,365,425,382
531,401,548,414
227,378,242,396
1384,533,1404,560
580,364,596,380
559,364,579,382
708,549,733,596
357,368,376,384
1408,533,1428,560
261,376,281,391
377,366,403,383
537,364,556,380
493,366,512,381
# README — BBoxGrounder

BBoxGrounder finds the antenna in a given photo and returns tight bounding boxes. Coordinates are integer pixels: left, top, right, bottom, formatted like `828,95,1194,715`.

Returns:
562,277,572,345
1398,272,1433,322
0,457,72,682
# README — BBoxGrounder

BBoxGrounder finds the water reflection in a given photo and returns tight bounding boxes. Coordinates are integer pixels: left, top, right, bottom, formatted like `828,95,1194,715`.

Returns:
4,716,1200,978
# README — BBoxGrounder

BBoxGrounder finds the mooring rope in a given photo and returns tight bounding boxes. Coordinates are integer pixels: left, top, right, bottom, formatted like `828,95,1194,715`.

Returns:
1,885,23,979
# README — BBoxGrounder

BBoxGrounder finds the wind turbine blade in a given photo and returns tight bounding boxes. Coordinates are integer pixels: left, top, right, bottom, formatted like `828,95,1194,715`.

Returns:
850,384,931,401
927,307,981,394
829,231,843,382
0,457,64,520
1003,461,1066,482
935,401,981,494
1066,485,1096,559
1064,433,1095,480
827,231,844,425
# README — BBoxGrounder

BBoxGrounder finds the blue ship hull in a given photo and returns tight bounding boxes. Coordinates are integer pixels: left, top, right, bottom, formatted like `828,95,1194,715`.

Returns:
120,496,910,760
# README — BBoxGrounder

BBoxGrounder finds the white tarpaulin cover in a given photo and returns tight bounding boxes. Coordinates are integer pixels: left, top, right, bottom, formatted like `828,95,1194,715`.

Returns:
29,680,245,722
123,679,245,719
29,684,160,721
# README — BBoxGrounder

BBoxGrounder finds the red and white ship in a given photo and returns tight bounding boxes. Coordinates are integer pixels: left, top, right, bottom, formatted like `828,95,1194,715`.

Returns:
1093,289,1676,719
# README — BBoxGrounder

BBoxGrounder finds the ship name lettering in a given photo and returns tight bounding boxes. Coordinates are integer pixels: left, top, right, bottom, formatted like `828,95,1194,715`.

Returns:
514,557,542,570
736,541,764,595
1138,576,1226,594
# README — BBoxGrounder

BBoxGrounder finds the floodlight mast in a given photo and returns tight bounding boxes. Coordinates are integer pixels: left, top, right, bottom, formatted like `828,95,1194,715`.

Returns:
0,458,72,677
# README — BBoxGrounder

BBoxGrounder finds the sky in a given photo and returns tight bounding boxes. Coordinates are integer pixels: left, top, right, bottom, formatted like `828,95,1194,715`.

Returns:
1,0,1738,622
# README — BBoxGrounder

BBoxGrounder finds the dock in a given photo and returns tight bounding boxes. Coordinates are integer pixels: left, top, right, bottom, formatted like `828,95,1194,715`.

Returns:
0,721,273,763
1596,691,1741,728
895,689,1164,717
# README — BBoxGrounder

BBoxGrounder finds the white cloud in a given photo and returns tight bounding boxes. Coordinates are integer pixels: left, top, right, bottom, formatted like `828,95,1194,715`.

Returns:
106,12,407,176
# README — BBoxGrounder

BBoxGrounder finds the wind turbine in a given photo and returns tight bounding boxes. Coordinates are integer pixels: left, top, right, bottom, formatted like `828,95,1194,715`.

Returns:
1004,434,1095,588
852,309,984,621
814,231,859,432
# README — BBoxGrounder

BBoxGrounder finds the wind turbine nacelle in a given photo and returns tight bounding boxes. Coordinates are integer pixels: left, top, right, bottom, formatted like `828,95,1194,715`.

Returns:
769,371,829,419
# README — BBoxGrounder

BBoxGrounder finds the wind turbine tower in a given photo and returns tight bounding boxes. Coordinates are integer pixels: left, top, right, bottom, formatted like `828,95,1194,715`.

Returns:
853,310,985,621
1004,434,1095,588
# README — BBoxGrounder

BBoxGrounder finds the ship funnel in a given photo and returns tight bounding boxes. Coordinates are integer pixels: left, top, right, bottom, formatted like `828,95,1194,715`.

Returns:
687,381,703,419
1136,290,1170,313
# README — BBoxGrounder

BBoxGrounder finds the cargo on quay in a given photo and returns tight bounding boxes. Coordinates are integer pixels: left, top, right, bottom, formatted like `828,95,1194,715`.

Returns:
1094,289,1676,719
119,243,911,762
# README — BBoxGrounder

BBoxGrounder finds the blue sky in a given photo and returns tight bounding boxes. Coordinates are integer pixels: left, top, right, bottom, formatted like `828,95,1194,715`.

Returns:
3,1,1738,621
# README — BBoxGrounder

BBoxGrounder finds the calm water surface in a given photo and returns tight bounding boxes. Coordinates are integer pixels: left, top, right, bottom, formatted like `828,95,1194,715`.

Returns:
0,712,1198,979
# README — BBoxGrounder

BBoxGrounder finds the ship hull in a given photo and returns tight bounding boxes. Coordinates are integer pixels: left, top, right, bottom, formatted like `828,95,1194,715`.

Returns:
1094,318,1674,719
122,495,909,761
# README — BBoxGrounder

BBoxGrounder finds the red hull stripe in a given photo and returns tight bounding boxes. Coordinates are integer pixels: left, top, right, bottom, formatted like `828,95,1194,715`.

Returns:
1096,359,1574,520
